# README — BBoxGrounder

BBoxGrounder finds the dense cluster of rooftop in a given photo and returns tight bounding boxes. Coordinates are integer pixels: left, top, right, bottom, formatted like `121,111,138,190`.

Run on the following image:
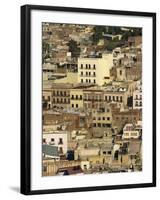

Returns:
42,23,142,176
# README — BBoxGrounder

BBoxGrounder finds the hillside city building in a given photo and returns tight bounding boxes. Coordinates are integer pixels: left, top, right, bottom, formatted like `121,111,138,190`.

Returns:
42,23,142,176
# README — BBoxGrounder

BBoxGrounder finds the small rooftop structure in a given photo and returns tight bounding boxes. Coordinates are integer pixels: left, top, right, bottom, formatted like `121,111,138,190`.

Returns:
123,123,134,131
42,144,59,158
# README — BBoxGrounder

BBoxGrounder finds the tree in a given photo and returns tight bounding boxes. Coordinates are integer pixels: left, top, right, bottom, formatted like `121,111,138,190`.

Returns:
42,41,50,64
91,26,106,44
107,26,122,35
68,39,80,58
106,41,118,51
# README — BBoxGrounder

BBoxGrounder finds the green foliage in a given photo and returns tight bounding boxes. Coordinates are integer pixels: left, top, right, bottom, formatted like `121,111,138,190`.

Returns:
91,26,106,44
106,41,118,51
122,28,142,40
107,26,122,35
68,39,80,58
42,41,50,64
42,41,50,54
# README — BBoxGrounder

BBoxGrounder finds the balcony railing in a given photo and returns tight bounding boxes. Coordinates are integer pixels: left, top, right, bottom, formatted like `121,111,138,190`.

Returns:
83,98,102,102
80,67,96,70
80,74,96,77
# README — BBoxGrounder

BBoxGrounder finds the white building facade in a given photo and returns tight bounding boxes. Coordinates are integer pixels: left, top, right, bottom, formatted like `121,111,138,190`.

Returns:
43,131,68,155
122,123,140,139
78,54,113,86
133,83,142,110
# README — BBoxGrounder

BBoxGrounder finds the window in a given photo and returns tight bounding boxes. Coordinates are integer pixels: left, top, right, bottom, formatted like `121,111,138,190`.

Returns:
48,96,50,101
89,72,91,76
131,132,138,136
76,95,78,99
107,117,110,121
81,64,83,69
52,98,55,103
93,79,96,83
53,91,55,96
57,91,59,96
119,70,122,75
109,96,111,101
108,151,111,155
86,71,88,76
43,165,47,172
59,147,63,154
71,95,74,99
103,117,105,120
98,123,101,127
116,96,119,101
59,138,63,144
51,138,54,142
83,165,87,170
81,79,83,83
80,95,82,100
64,98,66,103
105,96,107,101
76,104,78,108
120,96,122,102
81,71,83,76
93,72,96,76
64,91,66,96
60,91,63,96
43,138,46,143
98,117,101,120
113,96,115,101
89,64,91,69
103,151,106,155
72,104,74,108
89,79,91,83
93,64,96,69
86,79,88,83
86,64,88,69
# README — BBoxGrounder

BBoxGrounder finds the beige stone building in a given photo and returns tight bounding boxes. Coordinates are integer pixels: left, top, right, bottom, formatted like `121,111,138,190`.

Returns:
51,83,73,109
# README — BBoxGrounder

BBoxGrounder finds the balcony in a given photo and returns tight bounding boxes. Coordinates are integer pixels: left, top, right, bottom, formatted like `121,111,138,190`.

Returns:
80,74,96,77
83,98,102,102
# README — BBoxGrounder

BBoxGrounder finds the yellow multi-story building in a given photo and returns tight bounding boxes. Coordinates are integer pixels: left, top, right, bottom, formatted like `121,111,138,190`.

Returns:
78,53,113,86
70,89,83,109
70,84,95,109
